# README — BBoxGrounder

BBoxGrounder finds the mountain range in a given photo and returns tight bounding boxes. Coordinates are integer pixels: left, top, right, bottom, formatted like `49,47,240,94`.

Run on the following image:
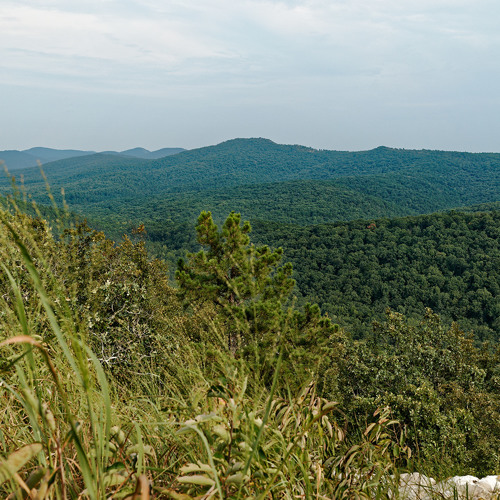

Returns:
1,138,498,227
0,146,186,170
0,137,499,342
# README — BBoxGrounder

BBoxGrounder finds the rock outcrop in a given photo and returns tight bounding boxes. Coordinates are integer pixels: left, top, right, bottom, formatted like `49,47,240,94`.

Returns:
398,473,500,499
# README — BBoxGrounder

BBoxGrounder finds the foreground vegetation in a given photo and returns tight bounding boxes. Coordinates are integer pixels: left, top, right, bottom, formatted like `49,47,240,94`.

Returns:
0,200,499,498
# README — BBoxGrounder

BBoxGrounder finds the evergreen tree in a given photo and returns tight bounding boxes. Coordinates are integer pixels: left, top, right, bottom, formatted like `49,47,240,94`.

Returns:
176,211,295,354
176,211,345,394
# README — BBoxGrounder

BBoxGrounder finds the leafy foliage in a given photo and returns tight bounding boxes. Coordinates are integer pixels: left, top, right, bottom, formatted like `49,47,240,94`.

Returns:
0,205,407,498
176,211,343,394
59,222,181,382
176,211,295,353
168,382,407,499
337,309,500,476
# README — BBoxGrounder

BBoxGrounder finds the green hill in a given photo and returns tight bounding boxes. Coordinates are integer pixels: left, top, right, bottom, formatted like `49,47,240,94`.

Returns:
3,154,152,203
2,139,500,497
1,139,498,343
2,139,499,222
83,179,409,233
0,150,42,170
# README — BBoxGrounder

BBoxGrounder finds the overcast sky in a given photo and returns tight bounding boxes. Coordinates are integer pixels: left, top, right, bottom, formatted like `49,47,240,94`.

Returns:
1,0,500,152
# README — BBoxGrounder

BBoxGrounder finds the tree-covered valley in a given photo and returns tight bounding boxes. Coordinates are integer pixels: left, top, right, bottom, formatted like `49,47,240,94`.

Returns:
0,139,499,498
3,139,499,345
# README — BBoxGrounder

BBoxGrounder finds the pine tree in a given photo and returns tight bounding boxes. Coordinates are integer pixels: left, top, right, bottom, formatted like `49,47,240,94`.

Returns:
176,211,295,354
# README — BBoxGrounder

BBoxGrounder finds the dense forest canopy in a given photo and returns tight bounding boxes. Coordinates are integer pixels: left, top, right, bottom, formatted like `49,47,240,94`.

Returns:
252,210,500,342
1,139,499,223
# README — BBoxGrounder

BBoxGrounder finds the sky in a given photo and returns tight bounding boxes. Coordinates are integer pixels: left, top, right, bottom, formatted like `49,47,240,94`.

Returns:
1,0,500,152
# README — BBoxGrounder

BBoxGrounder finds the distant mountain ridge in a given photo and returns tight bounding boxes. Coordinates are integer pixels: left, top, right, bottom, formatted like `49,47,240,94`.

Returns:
100,147,186,160
0,146,186,170
24,147,96,163
0,137,498,229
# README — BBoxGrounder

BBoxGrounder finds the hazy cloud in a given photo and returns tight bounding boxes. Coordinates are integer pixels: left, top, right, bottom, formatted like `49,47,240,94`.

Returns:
1,0,500,151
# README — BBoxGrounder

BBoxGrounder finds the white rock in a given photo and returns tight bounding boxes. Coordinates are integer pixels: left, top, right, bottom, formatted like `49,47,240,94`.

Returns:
434,475,500,499
398,474,500,499
450,475,480,486
476,475,500,493
398,472,435,499
469,483,494,499
432,481,453,498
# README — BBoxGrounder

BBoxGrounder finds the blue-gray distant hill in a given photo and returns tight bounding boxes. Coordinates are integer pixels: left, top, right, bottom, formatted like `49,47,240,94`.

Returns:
0,150,42,170
120,147,186,159
101,147,186,159
0,148,96,170
0,146,186,170
24,147,96,163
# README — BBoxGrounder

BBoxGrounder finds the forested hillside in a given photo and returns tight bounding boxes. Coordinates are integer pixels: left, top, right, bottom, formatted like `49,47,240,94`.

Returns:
1,144,500,497
140,208,500,343
2,138,498,344
83,179,409,235
2,139,499,225
251,210,500,342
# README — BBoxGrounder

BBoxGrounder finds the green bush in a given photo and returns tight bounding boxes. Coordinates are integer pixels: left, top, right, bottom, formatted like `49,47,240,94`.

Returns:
337,309,500,476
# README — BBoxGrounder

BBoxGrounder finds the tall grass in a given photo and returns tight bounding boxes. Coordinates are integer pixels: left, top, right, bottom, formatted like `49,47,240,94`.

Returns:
0,205,118,498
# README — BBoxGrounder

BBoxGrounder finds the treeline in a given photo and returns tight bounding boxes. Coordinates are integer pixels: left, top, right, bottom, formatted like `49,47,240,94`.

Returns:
2,138,499,227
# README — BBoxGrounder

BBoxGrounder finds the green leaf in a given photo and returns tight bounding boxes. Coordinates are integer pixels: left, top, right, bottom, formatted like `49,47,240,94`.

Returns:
126,444,154,456
106,462,126,473
103,472,127,487
226,472,247,486
0,443,43,484
179,462,212,475
177,474,215,487
152,487,194,499
212,424,230,442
